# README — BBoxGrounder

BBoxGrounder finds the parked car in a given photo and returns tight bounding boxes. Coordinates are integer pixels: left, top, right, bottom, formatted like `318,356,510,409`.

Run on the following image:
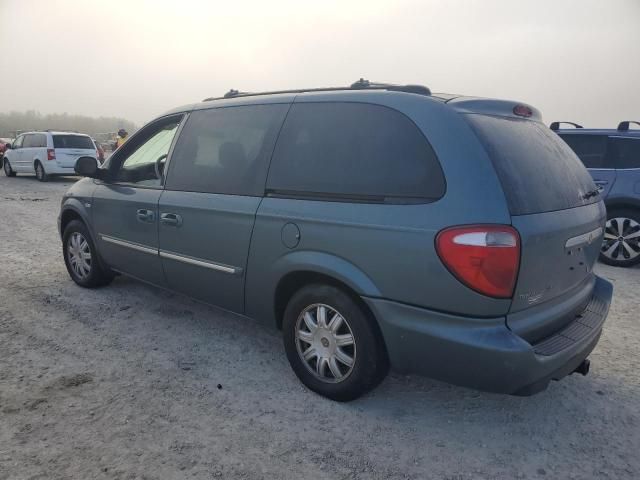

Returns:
59,80,612,401
0,137,13,157
552,121,640,267
2,131,98,181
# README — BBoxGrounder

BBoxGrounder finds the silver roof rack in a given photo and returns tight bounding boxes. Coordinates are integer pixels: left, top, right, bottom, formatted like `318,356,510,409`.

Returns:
550,121,583,131
203,78,431,102
617,121,640,132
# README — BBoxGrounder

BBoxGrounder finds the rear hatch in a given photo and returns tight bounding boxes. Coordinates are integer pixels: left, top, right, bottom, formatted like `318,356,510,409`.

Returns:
53,134,96,168
464,113,605,320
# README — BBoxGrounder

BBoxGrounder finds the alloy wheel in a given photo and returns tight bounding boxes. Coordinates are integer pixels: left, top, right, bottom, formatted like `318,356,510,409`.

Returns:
67,232,92,279
3,160,11,175
295,303,356,383
601,217,640,262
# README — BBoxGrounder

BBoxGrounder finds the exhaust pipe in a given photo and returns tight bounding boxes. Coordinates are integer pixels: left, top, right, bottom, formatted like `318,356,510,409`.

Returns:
573,359,590,376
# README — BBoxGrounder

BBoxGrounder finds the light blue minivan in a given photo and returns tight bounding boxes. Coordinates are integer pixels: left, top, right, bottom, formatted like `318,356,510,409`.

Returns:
58,80,613,401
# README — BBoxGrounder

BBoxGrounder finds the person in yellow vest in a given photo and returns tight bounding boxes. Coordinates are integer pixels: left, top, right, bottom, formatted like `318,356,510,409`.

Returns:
116,128,129,149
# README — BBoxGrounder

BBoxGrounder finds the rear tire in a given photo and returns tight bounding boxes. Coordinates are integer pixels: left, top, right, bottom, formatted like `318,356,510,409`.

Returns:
62,220,114,288
282,284,388,401
599,208,640,267
35,161,48,182
3,158,16,177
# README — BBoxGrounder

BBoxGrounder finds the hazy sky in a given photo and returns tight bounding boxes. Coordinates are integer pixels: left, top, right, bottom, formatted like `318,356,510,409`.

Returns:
1,0,639,127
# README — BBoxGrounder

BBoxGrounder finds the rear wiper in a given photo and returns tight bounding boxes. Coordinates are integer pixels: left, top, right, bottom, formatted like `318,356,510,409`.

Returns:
582,189,600,200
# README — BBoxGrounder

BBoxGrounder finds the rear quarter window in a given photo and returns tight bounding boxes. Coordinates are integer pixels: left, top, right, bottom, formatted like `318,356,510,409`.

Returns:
266,102,445,202
608,137,640,169
558,134,609,168
466,115,598,215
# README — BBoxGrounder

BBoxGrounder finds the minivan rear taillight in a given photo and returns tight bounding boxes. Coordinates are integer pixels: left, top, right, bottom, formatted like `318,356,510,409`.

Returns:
436,225,520,298
47,149,56,161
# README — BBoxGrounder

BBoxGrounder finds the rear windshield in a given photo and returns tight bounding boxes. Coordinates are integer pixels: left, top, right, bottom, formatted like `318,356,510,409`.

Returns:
53,135,94,149
465,115,598,215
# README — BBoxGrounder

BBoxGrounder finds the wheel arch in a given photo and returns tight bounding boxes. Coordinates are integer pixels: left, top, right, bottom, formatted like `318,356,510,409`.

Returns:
60,201,92,239
273,269,390,365
247,249,381,323
275,271,365,326
33,157,46,171
604,197,640,213
267,251,383,341
60,202,114,275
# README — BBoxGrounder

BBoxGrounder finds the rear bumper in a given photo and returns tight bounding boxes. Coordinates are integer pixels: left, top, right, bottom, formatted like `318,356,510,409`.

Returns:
364,275,613,395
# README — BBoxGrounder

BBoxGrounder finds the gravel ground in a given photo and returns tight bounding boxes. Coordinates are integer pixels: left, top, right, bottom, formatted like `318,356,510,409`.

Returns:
1,174,639,480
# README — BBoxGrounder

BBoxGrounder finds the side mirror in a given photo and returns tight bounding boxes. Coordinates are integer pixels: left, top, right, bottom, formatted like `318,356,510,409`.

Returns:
75,156,102,178
5,143,11,150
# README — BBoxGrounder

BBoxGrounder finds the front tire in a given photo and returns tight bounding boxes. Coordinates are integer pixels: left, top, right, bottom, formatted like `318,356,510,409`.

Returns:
62,220,114,288
283,284,388,401
35,161,48,182
3,158,16,177
599,208,640,267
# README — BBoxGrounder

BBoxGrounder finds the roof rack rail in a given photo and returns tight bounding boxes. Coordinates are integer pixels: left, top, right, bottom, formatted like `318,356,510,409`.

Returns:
202,78,431,102
550,121,583,131
223,89,252,98
617,121,640,132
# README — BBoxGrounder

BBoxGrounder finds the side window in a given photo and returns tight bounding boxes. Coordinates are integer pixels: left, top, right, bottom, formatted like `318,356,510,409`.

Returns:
266,102,445,202
13,135,24,149
22,134,35,148
110,115,182,187
608,137,640,169
559,134,608,168
165,104,288,196
35,134,47,148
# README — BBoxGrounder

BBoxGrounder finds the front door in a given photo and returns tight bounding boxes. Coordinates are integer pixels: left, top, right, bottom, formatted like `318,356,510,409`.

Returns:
9,135,25,171
158,104,288,313
92,114,184,287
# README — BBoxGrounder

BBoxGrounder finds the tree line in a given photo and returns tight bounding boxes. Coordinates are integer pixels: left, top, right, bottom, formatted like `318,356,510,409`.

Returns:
0,111,137,140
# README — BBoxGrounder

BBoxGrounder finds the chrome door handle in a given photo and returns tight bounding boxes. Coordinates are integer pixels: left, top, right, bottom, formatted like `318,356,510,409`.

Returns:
160,212,183,227
136,209,155,223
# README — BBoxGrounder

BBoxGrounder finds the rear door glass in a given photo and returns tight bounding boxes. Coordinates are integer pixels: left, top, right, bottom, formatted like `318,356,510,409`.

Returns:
23,134,47,148
608,137,640,169
22,135,36,148
466,115,598,215
558,134,609,168
53,135,94,149
165,104,289,196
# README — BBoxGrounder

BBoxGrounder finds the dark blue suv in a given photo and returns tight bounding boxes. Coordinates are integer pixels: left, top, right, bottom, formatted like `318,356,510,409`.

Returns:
553,121,640,267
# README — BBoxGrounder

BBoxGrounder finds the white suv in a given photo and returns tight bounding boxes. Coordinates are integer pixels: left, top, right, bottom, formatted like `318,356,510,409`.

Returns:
2,131,98,181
